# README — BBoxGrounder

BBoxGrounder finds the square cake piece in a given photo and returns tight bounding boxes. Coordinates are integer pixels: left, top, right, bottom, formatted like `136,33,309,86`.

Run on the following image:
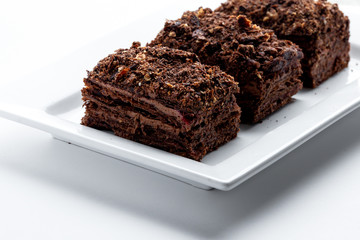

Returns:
81,43,241,161
150,8,303,123
216,0,350,88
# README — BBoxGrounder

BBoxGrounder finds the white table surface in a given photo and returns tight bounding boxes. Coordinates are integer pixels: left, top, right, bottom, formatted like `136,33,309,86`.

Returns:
1,0,360,239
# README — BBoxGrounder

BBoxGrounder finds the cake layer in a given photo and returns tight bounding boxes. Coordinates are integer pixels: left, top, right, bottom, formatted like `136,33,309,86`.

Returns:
82,100,240,160
216,0,350,87
83,75,238,132
239,78,301,123
150,8,303,123
82,90,240,139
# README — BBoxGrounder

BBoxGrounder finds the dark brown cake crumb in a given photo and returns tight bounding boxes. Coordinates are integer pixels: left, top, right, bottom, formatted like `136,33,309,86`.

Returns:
81,44,241,161
150,8,303,123
216,0,350,88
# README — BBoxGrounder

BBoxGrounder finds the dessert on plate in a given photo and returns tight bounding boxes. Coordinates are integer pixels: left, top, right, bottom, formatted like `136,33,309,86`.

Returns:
216,0,350,88
81,43,241,161
150,8,303,123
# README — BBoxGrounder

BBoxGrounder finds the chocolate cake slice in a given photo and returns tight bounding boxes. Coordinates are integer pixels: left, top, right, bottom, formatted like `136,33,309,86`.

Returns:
81,43,241,161
216,0,350,88
150,8,303,123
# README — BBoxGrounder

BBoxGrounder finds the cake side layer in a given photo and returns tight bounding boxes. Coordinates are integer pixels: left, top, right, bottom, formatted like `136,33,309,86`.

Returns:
83,74,238,132
82,86,240,138
82,101,240,161
238,61,303,122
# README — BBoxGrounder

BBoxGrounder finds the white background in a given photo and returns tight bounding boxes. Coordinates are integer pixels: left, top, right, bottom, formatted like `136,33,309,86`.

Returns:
1,0,360,239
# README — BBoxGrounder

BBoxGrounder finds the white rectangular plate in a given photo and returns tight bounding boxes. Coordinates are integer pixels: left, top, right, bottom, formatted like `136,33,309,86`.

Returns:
1,11,360,190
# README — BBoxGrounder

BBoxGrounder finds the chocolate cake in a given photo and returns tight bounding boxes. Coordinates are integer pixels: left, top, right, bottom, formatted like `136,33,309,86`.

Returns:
216,0,350,88
150,8,303,123
81,43,241,161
